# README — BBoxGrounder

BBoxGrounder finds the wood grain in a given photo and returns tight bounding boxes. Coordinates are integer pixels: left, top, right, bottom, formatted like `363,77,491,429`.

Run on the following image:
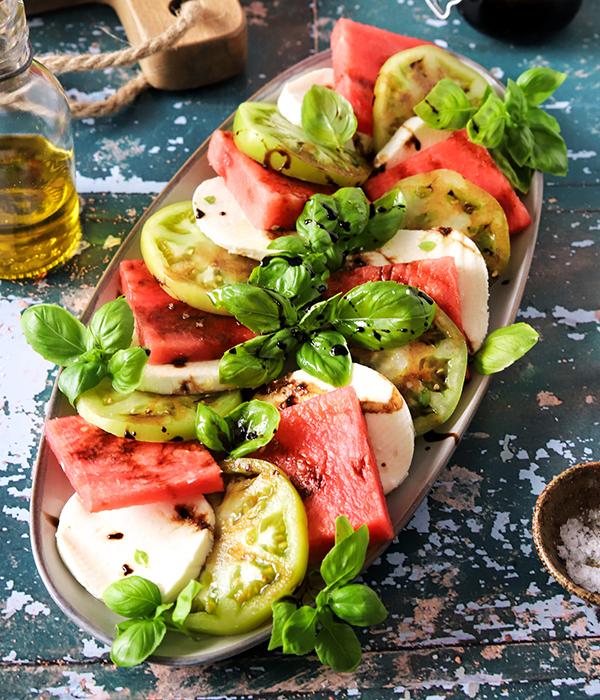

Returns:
24,0,247,90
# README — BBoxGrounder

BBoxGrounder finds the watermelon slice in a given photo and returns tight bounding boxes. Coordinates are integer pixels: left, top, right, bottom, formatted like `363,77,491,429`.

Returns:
363,129,532,235
207,130,335,232
46,415,223,512
326,257,464,336
120,259,254,366
254,385,393,562
331,18,434,136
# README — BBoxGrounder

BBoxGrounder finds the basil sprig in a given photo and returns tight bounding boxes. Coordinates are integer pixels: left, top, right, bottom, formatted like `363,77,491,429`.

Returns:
195,399,280,458
21,297,148,405
269,516,387,673
103,576,201,667
210,187,432,389
301,85,357,149
414,67,568,193
473,322,539,375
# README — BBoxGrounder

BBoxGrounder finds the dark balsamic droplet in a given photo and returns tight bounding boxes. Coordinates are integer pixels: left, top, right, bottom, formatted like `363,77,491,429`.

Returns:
330,344,348,356
107,532,124,540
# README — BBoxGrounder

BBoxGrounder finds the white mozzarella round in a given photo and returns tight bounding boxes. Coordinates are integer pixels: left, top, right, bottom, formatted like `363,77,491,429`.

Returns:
192,177,287,261
254,364,415,494
138,359,233,395
57,493,215,603
358,227,489,352
277,67,335,127
373,116,454,170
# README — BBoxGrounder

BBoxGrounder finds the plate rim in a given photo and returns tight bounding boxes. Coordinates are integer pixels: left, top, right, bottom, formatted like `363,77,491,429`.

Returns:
29,46,542,666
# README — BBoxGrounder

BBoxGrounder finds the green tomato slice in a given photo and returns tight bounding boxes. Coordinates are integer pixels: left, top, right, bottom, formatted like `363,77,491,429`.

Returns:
352,307,467,435
233,102,372,187
372,45,489,151
396,169,510,281
140,201,257,314
186,457,308,636
75,378,242,442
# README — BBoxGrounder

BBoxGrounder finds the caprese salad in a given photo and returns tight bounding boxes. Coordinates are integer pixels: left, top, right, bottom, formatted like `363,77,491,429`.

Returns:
24,17,567,671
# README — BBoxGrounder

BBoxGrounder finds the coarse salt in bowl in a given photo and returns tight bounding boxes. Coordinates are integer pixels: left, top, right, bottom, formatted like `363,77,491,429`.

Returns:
533,461,600,606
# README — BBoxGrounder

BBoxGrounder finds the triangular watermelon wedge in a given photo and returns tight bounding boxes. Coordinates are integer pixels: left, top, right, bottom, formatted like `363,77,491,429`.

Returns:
254,385,393,563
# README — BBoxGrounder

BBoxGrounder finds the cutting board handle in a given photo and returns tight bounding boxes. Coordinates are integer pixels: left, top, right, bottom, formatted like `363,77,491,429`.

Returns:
24,0,247,90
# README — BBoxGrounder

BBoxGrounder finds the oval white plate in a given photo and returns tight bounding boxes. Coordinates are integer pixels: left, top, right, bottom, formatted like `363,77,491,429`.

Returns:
30,48,542,666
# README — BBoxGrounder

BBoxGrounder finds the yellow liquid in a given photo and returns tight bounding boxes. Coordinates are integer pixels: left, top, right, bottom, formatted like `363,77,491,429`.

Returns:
0,135,81,279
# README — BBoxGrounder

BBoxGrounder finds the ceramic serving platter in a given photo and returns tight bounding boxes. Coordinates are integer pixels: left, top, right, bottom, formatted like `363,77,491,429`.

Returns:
29,48,543,666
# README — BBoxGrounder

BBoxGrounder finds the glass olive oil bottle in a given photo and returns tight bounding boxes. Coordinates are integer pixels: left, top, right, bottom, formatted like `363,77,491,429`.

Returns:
0,0,81,279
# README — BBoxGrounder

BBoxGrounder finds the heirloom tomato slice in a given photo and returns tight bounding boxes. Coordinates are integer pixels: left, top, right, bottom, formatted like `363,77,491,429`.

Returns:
186,458,308,636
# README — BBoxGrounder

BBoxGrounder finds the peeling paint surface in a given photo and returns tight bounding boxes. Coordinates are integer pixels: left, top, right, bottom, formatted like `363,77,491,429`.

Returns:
1,1,600,699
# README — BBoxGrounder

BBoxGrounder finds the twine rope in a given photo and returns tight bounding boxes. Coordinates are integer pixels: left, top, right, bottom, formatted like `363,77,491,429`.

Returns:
39,0,208,118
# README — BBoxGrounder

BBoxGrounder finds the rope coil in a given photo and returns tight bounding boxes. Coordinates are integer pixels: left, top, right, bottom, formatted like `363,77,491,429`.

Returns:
39,0,207,118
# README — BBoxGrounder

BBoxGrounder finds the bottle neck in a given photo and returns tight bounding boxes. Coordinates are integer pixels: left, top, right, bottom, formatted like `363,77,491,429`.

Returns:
0,0,31,77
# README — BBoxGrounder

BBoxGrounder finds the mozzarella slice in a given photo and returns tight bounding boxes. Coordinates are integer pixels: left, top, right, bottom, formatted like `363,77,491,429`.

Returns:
277,67,335,127
374,116,453,170
357,227,489,352
57,493,215,603
193,177,290,261
254,364,415,494
138,360,233,395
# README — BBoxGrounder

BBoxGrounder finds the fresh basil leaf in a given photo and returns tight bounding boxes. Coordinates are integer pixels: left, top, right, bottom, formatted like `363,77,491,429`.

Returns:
296,331,351,387
331,187,370,246
504,79,528,124
321,522,369,589
268,599,298,651
88,296,135,355
334,515,355,545
196,402,231,452
489,142,533,194
219,340,284,388
505,121,534,168
59,359,108,406
467,91,507,149
298,296,340,333
329,584,388,627
419,240,436,252
153,602,174,619
321,243,345,273
315,617,362,673
21,303,89,366
334,282,436,351
227,400,280,458
209,284,295,334
528,121,568,176
281,605,318,656
108,347,149,395
255,328,301,360
353,188,406,253
267,235,309,255
102,576,162,618
527,104,561,133
301,84,357,149
473,322,539,375
297,195,339,254
171,579,202,626
516,67,567,106
414,77,475,130
110,618,166,667
250,254,324,308
134,550,149,568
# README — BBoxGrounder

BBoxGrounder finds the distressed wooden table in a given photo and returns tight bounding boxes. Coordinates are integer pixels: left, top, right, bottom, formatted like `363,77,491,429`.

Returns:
2,1,599,698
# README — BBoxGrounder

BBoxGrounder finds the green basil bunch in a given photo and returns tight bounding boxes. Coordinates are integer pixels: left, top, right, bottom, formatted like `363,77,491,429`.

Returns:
21,297,148,405
103,576,201,667
195,399,280,457
269,516,387,673
209,187,434,389
414,67,568,193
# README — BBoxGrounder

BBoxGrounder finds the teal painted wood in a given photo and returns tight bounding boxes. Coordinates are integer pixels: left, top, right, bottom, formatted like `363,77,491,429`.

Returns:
1,1,599,698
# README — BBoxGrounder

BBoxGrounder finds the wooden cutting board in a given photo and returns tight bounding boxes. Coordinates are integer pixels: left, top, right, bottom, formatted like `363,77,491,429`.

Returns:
24,0,247,90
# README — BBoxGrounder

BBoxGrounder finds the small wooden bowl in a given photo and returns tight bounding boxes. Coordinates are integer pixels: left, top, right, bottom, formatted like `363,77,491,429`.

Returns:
533,461,600,606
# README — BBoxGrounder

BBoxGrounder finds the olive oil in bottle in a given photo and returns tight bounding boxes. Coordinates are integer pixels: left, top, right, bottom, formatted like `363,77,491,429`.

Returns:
0,0,81,279
0,135,81,279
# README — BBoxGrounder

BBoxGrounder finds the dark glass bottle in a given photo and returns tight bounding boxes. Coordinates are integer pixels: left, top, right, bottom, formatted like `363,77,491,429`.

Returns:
457,0,583,44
